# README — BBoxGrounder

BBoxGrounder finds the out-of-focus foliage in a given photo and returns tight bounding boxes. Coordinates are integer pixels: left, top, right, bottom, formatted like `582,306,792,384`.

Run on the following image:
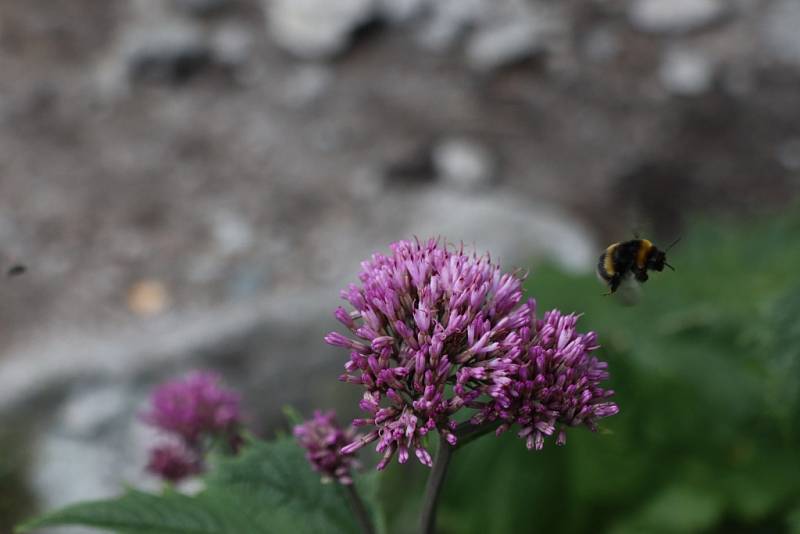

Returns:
382,211,800,534
0,425,34,533
18,436,384,534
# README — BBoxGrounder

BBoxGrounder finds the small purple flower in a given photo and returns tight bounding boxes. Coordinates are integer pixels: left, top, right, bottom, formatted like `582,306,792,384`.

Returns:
146,442,202,483
141,370,241,446
142,370,243,482
294,410,359,485
463,306,619,449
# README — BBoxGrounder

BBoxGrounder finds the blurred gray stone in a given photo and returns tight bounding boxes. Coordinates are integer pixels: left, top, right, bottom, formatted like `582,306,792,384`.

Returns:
31,435,123,530
211,24,254,67
281,64,334,108
659,47,714,96
349,165,384,200
376,0,427,22
760,0,800,66
124,24,211,83
776,138,800,171
174,0,229,16
60,386,130,438
583,26,621,63
209,209,254,257
433,138,495,190
465,0,563,71
629,0,727,34
265,0,376,59
95,16,210,95
405,190,594,274
414,0,482,51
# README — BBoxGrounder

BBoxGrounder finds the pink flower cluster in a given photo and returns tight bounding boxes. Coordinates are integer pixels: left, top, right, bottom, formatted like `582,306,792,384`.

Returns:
294,410,360,485
141,370,243,482
326,238,618,469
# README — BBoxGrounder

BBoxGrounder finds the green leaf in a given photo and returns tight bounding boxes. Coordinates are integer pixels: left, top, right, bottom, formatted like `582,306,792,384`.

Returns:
17,488,265,534
18,437,380,534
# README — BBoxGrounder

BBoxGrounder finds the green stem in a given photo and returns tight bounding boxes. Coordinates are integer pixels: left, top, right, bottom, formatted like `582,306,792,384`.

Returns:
343,482,376,534
419,438,454,534
418,421,504,533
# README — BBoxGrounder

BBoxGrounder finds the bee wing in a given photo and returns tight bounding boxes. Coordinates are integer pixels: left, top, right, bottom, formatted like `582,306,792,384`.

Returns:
613,273,642,306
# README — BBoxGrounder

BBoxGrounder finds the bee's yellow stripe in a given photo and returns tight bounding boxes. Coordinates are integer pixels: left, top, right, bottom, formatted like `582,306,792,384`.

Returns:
636,239,653,269
603,244,618,275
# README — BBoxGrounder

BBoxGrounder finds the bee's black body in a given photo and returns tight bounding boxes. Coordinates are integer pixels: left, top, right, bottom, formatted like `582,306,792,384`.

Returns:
597,239,670,294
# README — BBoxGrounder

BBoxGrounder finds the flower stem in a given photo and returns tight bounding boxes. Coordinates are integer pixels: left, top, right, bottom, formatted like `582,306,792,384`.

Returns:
453,419,503,450
419,437,454,534
343,482,376,534
418,421,503,533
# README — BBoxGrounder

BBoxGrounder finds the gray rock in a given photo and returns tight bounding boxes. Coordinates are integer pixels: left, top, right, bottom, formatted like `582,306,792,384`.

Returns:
414,0,483,51
211,24,254,67
465,0,562,71
760,0,800,66
404,189,595,274
376,0,428,23
432,138,495,190
60,385,130,438
125,24,211,83
174,0,229,16
281,64,334,108
629,0,727,34
583,26,621,63
208,209,255,257
776,138,800,171
659,47,714,96
95,17,211,94
265,0,376,60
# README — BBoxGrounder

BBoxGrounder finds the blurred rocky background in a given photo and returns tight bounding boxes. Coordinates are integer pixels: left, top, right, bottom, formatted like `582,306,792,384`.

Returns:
1,0,799,530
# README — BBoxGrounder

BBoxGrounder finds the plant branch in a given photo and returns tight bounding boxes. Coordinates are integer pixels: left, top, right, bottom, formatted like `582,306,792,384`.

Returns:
419,437,454,534
454,419,503,450
343,482,375,534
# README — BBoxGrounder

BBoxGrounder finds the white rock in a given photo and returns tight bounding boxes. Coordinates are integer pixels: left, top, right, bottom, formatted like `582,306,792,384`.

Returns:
629,0,726,34
60,386,130,437
433,138,495,190
265,0,376,60
415,0,484,51
31,435,119,512
465,1,563,71
376,0,428,22
405,190,595,274
659,47,714,96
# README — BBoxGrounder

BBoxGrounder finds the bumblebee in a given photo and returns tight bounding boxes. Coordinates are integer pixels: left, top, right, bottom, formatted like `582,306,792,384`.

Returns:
597,238,676,295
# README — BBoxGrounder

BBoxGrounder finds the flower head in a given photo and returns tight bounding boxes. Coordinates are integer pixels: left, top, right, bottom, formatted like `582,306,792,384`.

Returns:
294,410,359,484
462,307,619,449
327,238,619,469
142,370,243,482
327,238,535,468
146,442,202,483
142,370,241,446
